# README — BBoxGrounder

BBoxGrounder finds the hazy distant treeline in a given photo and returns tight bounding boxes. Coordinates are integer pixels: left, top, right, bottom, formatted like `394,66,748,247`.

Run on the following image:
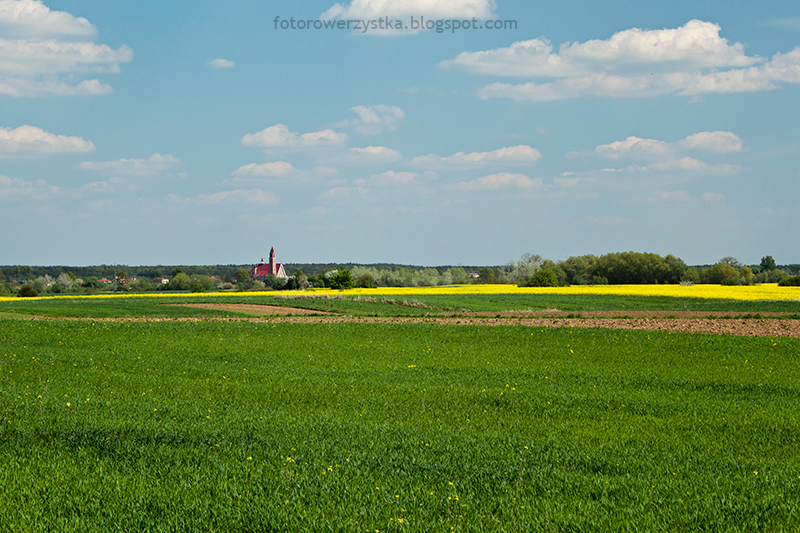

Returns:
1,252,798,296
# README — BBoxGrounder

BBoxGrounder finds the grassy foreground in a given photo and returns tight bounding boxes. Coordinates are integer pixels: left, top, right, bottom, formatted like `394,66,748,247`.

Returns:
1,319,799,531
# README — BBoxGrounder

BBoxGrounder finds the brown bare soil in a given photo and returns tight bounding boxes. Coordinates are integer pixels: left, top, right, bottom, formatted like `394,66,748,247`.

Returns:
27,303,800,338
169,303,330,315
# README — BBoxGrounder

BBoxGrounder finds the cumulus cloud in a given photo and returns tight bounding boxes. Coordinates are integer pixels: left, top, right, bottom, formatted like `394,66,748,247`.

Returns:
0,173,48,198
79,153,181,176
677,131,743,152
643,157,740,174
453,172,542,192
0,0,131,97
593,131,743,160
344,145,402,164
333,105,405,134
0,0,95,38
169,188,278,206
412,145,541,170
320,0,497,34
320,186,369,200
355,170,418,187
441,20,800,100
0,124,95,155
241,124,348,151
206,58,235,69
231,161,297,177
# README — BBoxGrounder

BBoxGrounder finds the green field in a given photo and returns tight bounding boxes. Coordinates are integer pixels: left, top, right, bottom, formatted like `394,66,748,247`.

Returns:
1,301,799,531
2,291,800,319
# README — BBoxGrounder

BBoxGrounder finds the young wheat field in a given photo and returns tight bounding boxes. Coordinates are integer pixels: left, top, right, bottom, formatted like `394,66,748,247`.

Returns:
1,290,799,531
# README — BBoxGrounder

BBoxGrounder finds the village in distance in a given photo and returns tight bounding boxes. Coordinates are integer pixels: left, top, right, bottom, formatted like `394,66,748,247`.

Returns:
1,249,799,298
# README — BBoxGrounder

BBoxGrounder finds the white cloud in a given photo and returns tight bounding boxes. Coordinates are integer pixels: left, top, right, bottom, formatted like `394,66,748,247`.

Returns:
652,189,693,202
676,131,743,153
198,189,277,205
453,172,542,192
412,145,541,170
231,161,297,177
593,131,743,160
169,189,278,206
320,186,369,200
0,0,95,38
79,153,181,176
241,124,348,150
321,0,496,21
701,192,725,202
344,145,401,164
0,124,95,155
0,77,114,97
0,1,132,97
0,173,47,198
441,20,800,100
333,104,405,134
594,137,671,160
644,157,740,174
206,58,235,69
355,170,418,186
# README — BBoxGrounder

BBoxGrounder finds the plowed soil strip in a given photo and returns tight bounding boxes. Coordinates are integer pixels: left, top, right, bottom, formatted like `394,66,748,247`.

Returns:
168,303,330,315
24,314,800,337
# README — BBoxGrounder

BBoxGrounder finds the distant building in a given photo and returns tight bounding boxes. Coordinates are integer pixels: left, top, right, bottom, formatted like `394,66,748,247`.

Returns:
251,247,288,279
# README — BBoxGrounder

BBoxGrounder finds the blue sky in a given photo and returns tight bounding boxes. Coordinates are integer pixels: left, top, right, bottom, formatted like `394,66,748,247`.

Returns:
1,0,799,267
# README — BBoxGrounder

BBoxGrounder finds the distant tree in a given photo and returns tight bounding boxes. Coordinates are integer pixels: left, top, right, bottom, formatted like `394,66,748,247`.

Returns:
355,273,377,288
720,257,742,269
129,279,153,292
760,256,777,272
263,274,286,290
477,267,502,284
681,268,700,284
169,272,191,291
18,284,38,297
739,266,754,286
234,269,251,283
540,260,567,285
706,263,740,285
664,255,687,284
172,267,186,277
328,270,354,290
778,275,800,286
521,268,559,287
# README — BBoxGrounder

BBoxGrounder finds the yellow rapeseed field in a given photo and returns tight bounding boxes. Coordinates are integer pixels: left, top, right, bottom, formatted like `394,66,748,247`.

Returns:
1,283,798,302
338,283,800,301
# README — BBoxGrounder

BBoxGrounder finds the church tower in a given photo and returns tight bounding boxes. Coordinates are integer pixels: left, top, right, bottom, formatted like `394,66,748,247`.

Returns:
269,247,276,275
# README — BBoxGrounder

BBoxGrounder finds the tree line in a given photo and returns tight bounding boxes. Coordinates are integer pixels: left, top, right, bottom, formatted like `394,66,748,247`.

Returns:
2,253,798,297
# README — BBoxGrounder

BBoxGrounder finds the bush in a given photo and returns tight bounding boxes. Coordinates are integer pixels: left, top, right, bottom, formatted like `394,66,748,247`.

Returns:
522,269,559,287
169,272,191,291
190,283,206,293
18,284,38,297
328,270,354,290
705,263,740,285
778,275,800,287
355,273,377,289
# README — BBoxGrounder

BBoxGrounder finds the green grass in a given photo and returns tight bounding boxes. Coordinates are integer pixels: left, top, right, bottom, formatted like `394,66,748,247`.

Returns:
1,319,799,531
1,292,799,319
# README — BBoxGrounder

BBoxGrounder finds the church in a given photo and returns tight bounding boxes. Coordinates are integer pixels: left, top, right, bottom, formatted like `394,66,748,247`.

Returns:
251,247,288,279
